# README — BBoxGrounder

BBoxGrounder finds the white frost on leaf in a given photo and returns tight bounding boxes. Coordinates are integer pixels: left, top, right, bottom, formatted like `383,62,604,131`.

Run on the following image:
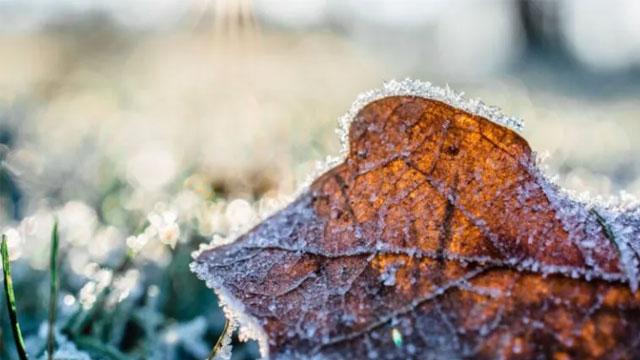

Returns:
592,206,640,292
190,79,640,359
336,78,524,159
307,79,525,197
529,151,640,292
341,79,640,293
190,261,270,359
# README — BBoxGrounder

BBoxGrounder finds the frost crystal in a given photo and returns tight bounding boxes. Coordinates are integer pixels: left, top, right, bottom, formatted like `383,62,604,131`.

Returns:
336,78,524,159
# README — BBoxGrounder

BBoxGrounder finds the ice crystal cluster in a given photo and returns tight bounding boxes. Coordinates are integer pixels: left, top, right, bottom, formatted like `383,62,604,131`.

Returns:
0,184,266,358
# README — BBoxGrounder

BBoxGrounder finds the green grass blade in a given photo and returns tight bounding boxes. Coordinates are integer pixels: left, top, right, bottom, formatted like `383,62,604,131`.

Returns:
47,220,60,360
1,234,29,360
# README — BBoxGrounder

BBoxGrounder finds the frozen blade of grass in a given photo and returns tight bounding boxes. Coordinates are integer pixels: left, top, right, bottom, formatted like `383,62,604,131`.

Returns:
65,254,132,336
48,220,60,360
208,319,231,360
68,285,111,336
1,234,29,360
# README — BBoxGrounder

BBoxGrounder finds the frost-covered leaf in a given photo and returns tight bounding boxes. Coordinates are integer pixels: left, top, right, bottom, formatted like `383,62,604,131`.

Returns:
192,80,640,359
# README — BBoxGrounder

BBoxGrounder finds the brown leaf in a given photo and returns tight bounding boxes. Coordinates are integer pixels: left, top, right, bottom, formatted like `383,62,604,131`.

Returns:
192,82,640,360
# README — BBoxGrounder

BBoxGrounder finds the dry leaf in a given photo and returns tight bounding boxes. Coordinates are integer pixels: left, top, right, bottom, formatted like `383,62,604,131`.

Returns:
192,80,640,360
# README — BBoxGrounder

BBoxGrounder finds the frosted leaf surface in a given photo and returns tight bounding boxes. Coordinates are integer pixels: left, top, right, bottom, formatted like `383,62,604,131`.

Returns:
192,81,640,359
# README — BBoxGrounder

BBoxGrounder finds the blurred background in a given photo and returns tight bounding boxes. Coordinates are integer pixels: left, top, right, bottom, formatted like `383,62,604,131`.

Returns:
0,0,639,359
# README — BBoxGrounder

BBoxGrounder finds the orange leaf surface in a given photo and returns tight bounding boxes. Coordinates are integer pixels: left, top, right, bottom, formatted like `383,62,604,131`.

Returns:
192,80,640,360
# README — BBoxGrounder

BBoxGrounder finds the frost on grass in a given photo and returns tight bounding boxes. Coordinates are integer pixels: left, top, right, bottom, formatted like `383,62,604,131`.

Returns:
26,325,92,360
192,79,640,359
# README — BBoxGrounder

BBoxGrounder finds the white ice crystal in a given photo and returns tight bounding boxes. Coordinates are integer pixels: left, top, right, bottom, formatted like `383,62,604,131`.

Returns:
148,208,181,249
78,268,113,309
1,227,24,261
108,268,141,305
